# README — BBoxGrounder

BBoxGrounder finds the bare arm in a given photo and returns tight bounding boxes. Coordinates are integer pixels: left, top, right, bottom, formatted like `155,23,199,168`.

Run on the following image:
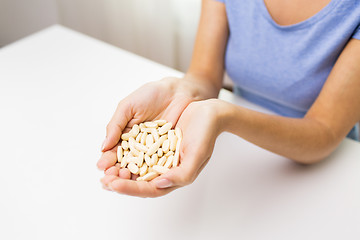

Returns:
217,39,360,163
185,0,229,98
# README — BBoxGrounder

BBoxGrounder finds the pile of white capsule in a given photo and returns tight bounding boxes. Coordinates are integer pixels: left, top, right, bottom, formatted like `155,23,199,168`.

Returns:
117,120,182,181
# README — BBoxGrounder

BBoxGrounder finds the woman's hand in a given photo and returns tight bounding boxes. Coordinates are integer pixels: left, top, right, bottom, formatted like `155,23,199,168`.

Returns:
97,76,219,175
100,99,227,197
152,99,226,188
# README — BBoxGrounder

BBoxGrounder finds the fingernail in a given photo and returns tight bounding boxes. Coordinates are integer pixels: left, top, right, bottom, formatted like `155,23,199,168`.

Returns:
155,179,173,189
101,137,107,151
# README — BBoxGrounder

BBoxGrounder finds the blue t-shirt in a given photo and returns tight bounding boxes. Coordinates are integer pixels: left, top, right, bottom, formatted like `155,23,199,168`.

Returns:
216,0,360,118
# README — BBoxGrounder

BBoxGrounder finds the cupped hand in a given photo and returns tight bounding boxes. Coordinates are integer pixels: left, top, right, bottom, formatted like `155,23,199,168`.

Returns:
98,77,199,171
97,76,221,197
100,99,227,198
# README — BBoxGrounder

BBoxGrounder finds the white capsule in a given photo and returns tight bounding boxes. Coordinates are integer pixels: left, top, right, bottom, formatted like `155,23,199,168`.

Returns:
150,128,159,141
154,119,167,126
142,172,158,181
135,132,142,143
137,151,144,167
144,121,158,128
130,124,140,137
165,151,174,157
173,135,182,167
157,156,167,166
139,163,148,177
164,155,174,168
147,135,167,156
121,140,129,151
129,137,136,148
157,148,163,157
120,155,128,168
130,146,140,157
128,162,139,174
150,154,158,166
170,135,177,152
175,127,182,139
121,132,131,141
145,154,152,166
129,137,140,156
141,132,147,145
152,165,170,174
135,142,148,153
125,150,132,157
168,130,175,139
162,139,170,153
146,134,154,148
140,127,153,133
158,122,172,135
117,146,123,163
127,157,139,165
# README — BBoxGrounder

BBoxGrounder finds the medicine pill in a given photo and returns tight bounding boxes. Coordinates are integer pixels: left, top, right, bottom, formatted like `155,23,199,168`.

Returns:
121,140,129,150
144,154,152,166
121,133,131,141
157,148,163,157
140,171,158,181
117,146,123,163
128,162,139,174
141,132,147,145
164,155,173,168
144,121,158,128
115,120,182,182
151,128,159,141
157,156,167,166
135,132,142,143
146,134,154,148
154,119,167,126
152,165,170,174
162,139,170,153
158,122,172,135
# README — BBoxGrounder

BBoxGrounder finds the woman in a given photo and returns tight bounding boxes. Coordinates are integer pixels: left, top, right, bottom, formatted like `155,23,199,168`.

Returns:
97,0,360,197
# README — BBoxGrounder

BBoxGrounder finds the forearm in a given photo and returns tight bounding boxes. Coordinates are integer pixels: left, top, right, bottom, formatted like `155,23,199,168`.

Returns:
180,0,228,100
183,72,222,98
216,100,340,164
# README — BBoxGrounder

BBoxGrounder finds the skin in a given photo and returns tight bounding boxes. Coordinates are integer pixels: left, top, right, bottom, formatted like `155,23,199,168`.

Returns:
264,0,332,26
97,0,360,197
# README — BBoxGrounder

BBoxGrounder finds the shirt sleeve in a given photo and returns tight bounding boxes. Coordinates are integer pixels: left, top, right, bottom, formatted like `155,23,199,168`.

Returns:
215,0,225,2
352,24,360,40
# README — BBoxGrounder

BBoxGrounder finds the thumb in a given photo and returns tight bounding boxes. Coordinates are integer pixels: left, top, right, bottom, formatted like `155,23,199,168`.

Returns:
153,158,198,189
102,102,132,152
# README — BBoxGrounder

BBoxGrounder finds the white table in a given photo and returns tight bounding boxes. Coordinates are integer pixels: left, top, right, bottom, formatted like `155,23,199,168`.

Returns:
0,25,359,240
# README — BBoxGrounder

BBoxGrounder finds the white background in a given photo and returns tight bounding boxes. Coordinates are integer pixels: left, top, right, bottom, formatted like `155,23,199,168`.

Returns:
0,26,359,240
0,0,201,71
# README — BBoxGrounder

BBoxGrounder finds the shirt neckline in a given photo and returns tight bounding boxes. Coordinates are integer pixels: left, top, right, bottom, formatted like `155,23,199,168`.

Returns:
258,0,341,30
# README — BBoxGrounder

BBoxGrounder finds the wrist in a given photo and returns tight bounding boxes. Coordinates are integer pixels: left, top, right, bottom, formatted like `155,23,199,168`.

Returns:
183,73,221,99
204,99,235,136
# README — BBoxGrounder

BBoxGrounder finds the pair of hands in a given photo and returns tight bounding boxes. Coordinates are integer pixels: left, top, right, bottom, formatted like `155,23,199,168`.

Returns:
97,77,224,197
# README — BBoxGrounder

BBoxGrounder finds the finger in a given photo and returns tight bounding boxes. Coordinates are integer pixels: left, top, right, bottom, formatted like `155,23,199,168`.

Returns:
153,156,198,189
97,146,118,170
104,166,119,176
119,168,131,179
108,178,177,198
131,174,138,181
100,175,119,190
161,97,192,126
102,101,133,152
